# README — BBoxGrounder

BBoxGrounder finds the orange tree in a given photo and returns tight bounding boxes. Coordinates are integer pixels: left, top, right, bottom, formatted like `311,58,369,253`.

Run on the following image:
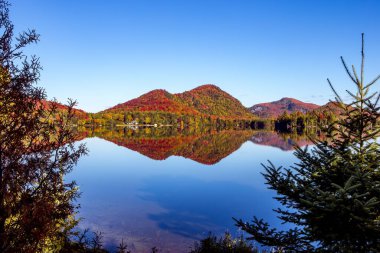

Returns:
0,1,87,252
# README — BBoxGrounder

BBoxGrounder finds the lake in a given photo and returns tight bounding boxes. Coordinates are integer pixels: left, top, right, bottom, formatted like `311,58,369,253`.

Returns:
68,128,312,252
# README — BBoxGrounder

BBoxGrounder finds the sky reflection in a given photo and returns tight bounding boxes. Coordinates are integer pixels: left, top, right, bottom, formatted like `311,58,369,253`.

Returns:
68,132,302,252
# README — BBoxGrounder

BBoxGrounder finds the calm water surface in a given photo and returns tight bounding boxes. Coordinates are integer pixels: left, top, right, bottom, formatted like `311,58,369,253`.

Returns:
68,129,311,252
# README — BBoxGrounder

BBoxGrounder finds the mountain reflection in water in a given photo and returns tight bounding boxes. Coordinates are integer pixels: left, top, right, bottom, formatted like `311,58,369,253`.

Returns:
78,127,314,165
70,127,315,252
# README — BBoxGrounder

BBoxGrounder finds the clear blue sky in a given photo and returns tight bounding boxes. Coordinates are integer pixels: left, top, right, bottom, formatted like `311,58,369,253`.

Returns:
11,0,380,112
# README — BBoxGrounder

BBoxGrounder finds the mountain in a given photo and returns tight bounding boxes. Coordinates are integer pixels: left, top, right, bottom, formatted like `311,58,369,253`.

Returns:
103,84,254,119
104,89,200,115
249,97,320,118
40,100,89,120
312,101,345,115
39,85,345,123
174,84,253,118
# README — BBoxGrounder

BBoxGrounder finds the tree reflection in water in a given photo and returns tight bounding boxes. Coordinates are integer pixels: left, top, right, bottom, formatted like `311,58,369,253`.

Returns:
79,127,314,165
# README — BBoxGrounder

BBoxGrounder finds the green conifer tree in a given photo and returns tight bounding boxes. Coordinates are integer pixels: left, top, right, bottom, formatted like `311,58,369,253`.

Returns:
235,34,380,252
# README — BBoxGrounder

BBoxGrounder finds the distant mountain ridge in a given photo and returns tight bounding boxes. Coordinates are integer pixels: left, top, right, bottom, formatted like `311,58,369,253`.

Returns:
42,84,343,122
175,85,253,118
40,99,89,119
103,84,254,119
105,89,200,115
249,97,320,118
312,101,345,115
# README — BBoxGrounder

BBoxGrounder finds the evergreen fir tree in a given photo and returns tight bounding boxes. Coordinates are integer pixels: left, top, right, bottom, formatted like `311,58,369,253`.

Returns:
235,34,380,252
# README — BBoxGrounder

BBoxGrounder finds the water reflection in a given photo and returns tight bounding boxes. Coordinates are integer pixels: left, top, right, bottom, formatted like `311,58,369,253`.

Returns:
250,131,314,151
79,127,314,165
140,176,274,240
70,127,314,252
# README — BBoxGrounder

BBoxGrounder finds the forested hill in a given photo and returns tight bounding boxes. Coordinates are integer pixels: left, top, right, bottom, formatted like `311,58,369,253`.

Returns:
249,97,320,118
43,85,345,127
40,100,89,120
312,101,345,115
103,89,200,115
174,84,254,118
102,84,254,120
